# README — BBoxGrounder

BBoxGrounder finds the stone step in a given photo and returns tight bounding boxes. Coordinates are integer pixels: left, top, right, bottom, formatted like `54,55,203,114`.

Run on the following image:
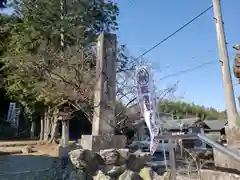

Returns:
0,140,45,147
200,169,240,180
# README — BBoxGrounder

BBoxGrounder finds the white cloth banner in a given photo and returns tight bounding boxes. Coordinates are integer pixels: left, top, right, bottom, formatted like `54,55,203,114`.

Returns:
7,102,16,123
7,102,20,128
136,65,159,154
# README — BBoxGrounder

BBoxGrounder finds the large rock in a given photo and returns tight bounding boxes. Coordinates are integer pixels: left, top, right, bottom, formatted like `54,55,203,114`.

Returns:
102,164,126,177
68,148,156,180
93,170,114,180
98,148,130,166
68,149,101,173
118,170,142,180
117,149,130,165
126,152,151,172
69,149,93,168
21,146,33,154
99,149,119,165
140,167,162,180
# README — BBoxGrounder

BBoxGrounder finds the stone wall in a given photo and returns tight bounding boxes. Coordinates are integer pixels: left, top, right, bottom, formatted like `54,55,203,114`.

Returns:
66,148,196,180
67,148,160,180
200,169,240,180
0,147,198,180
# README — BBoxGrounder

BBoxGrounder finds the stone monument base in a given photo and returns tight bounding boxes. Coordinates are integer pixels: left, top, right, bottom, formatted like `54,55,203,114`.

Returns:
81,135,126,152
213,147,240,171
225,126,240,148
58,146,71,167
210,127,240,171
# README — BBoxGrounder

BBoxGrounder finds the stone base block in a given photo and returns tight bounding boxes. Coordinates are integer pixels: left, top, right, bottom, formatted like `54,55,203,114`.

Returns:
213,147,240,171
225,127,240,148
81,135,126,152
200,169,240,180
58,146,71,167
58,146,70,157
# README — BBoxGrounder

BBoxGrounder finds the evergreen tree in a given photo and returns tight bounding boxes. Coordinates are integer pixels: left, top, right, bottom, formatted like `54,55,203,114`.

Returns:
0,0,134,141
158,100,226,120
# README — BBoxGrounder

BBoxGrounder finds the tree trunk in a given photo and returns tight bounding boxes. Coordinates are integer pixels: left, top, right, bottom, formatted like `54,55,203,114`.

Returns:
39,106,60,143
30,121,36,139
40,115,44,140
31,111,39,140
48,120,59,143
44,108,51,141
47,108,59,144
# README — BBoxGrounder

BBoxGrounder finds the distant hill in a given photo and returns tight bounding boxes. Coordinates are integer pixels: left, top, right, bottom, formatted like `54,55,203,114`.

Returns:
125,100,226,122
158,100,226,120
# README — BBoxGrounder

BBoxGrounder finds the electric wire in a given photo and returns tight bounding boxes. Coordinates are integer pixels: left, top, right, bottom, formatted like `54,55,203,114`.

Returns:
136,5,214,60
159,60,217,81
133,2,221,167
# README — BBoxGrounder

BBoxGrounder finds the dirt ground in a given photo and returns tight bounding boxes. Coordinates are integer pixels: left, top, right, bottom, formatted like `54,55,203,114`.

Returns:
0,140,61,176
0,140,59,156
32,143,60,157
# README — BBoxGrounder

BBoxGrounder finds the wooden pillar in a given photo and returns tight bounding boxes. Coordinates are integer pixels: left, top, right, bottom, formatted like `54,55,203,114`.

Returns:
61,120,69,148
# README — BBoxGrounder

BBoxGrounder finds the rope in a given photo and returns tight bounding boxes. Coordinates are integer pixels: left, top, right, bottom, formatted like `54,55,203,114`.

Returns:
60,0,64,51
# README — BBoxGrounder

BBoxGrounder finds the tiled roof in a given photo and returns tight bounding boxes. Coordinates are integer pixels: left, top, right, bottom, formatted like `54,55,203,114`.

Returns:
161,118,199,129
133,118,199,129
203,119,227,130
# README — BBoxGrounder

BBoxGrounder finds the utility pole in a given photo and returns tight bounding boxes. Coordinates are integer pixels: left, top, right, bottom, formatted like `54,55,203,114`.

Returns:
212,0,238,129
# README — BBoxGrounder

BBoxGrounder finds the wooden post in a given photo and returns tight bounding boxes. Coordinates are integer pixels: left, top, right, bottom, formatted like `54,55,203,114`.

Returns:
169,140,176,180
61,120,69,148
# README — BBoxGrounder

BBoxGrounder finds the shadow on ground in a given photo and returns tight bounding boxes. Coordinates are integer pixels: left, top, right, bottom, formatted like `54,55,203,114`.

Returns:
0,154,60,180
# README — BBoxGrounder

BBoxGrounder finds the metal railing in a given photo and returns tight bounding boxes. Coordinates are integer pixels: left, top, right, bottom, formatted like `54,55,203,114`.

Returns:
155,133,240,180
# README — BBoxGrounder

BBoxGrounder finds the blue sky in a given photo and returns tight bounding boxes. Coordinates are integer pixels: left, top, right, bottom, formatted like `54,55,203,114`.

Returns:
117,0,240,110
1,1,240,110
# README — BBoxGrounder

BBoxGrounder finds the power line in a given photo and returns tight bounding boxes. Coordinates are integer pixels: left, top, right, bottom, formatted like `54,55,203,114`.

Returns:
136,5,214,60
159,60,217,81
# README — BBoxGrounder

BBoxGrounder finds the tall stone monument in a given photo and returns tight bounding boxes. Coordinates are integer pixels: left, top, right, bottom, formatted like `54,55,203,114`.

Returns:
81,33,126,152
